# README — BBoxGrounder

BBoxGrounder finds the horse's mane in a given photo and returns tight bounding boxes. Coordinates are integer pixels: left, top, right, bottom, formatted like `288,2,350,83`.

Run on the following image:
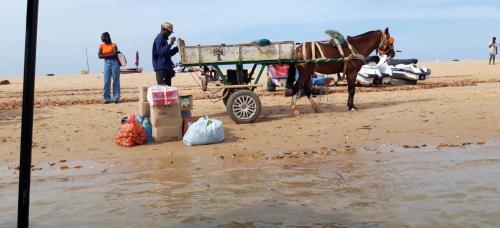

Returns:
348,30,380,39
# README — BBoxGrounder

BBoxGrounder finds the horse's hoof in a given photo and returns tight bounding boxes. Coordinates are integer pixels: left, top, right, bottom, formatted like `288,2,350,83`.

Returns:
313,108,322,113
348,106,358,111
293,110,301,116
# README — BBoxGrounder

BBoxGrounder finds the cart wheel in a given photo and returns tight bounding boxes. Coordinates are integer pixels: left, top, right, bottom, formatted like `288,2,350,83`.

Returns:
226,90,261,124
223,88,249,106
201,77,208,91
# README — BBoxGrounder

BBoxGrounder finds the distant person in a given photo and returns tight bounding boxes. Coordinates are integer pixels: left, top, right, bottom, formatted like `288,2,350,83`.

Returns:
489,37,497,65
152,22,179,86
98,32,121,104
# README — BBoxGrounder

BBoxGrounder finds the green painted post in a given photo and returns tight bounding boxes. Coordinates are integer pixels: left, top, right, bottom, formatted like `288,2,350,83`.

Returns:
213,65,228,84
252,64,266,91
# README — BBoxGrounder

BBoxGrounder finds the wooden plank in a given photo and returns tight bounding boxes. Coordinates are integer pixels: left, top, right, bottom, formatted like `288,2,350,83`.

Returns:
209,84,263,89
181,60,294,67
183,40,295,48
180,39,295,65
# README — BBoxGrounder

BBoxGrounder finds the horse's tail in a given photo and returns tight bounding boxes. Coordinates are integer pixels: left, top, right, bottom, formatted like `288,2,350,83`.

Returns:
286,63,296,89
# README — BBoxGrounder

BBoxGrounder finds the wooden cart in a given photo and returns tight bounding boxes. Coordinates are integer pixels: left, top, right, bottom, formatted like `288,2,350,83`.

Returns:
179,39,295,124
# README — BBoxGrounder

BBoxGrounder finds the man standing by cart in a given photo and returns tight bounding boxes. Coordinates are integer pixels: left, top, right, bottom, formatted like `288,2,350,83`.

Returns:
152,22,179,85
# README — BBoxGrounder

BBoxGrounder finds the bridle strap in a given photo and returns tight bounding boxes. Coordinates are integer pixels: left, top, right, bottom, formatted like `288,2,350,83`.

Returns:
315,42,326,59
334,39,345,57
378,30,388,54
302,42,308,61
338,37,366,80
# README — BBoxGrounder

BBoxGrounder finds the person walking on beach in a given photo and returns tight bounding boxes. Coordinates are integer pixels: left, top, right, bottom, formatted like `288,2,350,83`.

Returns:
152,22,179,86
98,32,121,104
489,37,497,65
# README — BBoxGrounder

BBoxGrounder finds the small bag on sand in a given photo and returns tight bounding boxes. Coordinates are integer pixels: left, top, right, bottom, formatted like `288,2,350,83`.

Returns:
183,117,224,146
115,113,147,147
117,51,127,67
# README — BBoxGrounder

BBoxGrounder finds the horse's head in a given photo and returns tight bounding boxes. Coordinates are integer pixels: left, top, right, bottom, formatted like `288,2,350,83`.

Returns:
378,28,395,58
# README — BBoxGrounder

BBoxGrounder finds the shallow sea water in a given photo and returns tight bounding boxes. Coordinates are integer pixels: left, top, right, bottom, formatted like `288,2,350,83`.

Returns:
1,142,500,227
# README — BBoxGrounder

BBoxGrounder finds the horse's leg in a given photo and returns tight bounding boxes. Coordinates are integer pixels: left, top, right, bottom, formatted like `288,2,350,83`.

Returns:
291,82,300,116
347,83,357,111
308,97,321,113
304,75,321,113
286,63,296,89
291,65,306,116
291,94,300,116
346,68,358,111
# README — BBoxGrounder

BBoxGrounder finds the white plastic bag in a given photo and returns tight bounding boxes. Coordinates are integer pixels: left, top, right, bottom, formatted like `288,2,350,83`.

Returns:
183,117,224,146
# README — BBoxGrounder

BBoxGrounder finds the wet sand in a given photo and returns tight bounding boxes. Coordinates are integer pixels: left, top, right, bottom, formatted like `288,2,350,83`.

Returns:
1,143,500,227
1,60,500,227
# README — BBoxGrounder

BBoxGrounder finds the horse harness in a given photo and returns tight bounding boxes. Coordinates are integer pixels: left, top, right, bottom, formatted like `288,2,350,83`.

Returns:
300,30,387,76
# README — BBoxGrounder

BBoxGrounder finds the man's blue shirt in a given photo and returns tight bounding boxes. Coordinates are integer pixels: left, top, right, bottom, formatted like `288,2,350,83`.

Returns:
152,34,179,71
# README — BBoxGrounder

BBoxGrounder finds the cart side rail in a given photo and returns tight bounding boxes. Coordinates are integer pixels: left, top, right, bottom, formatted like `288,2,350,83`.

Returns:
179,38,296,66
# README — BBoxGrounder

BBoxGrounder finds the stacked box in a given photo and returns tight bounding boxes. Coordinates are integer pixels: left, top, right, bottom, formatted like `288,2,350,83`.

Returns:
139,102,150,117
139,86,149,102
150,104,183,143
150,104,182,127
139,86,150,117
148,86,179,106
152,126,182,143
179,95,193,111
182,116,201,136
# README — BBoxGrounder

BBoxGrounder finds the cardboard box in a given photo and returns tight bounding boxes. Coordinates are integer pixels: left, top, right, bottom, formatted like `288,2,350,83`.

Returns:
152,125,182,143
182,116,201,136
139,102,150,117
180,95,193,111
139,86,149,102
150,104,182,127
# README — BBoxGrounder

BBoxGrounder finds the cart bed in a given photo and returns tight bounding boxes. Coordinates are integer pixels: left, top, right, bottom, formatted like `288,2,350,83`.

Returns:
179,39,295,66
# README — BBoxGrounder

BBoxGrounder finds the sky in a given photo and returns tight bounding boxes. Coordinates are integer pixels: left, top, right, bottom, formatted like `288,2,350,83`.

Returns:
1,0,499,77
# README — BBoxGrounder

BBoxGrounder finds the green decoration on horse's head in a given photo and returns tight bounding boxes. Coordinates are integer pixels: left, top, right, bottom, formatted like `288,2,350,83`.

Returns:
325,29,346,46
325,30,344,40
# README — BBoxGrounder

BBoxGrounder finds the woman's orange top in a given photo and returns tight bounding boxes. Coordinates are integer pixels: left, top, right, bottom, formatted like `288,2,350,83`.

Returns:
100,43,117,55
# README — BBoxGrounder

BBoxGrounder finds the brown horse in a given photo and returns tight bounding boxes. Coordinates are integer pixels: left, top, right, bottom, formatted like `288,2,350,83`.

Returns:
290,28,394,115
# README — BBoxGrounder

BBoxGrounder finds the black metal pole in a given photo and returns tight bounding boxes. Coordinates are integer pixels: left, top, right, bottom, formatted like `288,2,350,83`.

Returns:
18,0,39,227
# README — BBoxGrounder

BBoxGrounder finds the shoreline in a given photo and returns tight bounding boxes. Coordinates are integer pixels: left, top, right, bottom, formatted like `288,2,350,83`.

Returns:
0,59,493,79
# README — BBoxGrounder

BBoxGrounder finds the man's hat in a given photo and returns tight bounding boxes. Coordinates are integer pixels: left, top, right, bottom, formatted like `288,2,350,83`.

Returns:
162,22,174,33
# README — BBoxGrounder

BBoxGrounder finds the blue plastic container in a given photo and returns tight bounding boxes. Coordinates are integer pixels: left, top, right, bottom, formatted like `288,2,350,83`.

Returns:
142,118,153,142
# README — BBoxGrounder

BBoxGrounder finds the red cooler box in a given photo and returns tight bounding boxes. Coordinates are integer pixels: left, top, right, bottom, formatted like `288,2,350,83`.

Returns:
147,86,179,106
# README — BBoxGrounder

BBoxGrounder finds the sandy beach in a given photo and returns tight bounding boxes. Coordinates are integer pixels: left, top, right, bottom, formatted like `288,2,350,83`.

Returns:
1,60,500,162
1,60,500,227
